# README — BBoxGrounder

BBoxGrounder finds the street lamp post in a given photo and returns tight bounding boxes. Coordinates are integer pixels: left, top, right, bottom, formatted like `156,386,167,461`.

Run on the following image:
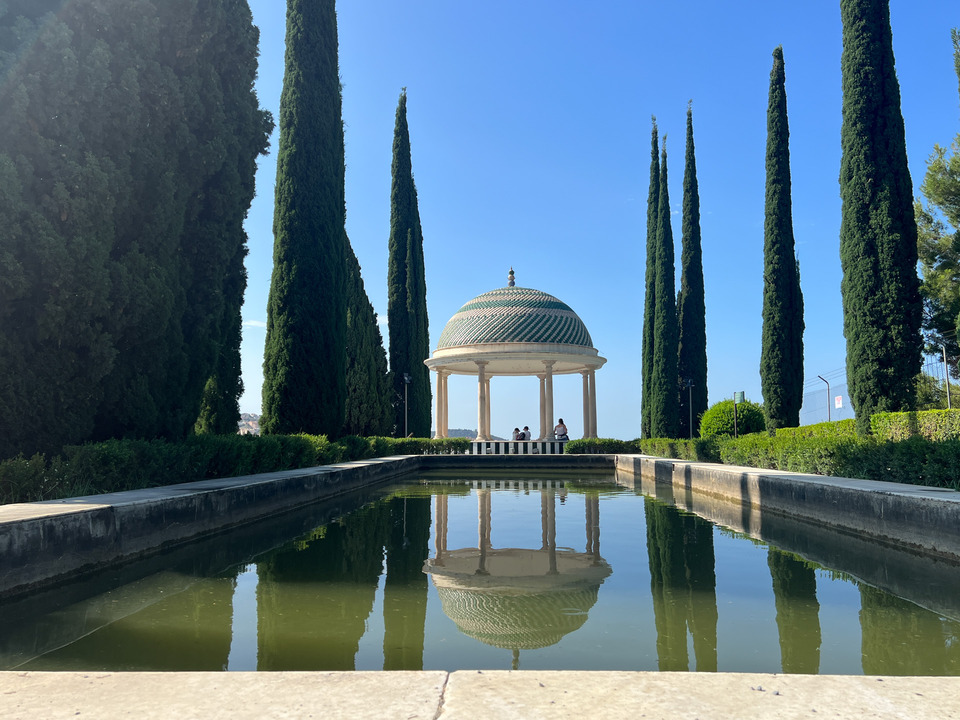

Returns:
402,373,411,437
817,375,831,422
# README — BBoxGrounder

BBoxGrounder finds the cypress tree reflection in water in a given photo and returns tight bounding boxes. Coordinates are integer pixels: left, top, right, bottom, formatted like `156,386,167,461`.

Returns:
256,504,388,670
859,584,960,675
18,576,237,671
767,547,821,674
645,498,718,671
382,495,431,670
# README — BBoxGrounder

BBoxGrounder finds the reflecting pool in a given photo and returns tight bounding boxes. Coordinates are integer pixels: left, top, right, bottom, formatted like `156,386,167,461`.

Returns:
1,470,959,674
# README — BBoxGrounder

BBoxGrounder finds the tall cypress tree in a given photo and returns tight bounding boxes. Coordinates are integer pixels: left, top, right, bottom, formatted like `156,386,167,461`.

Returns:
387,90,431,437
195,241,248,435
761,47,805,431
344,234,393,436
261,0,346,437
650,138,680,439
0,0,270,457
839,0,922,434
677,104,708,438
641,118,660,440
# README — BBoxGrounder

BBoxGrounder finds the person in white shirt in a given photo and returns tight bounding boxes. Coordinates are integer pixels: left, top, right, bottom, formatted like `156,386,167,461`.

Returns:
554,418,568,441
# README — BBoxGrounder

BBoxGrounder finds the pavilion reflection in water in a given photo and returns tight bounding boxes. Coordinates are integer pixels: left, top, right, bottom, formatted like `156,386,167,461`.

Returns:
424,481,611,668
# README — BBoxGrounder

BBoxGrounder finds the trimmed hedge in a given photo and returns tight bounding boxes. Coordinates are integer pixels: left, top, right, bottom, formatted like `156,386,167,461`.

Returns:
717,433,960,489
564,438,637,455
564,437,720,462
774,418,856,439
566,412,960,491
0,435,470,505
637,437,721,462
871,409,960,441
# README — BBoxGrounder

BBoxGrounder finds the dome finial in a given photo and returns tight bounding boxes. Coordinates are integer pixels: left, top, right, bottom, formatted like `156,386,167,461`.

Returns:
508,267,515,287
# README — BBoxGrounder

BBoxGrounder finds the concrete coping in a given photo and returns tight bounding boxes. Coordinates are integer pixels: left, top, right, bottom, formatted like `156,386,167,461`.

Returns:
2,670,959,719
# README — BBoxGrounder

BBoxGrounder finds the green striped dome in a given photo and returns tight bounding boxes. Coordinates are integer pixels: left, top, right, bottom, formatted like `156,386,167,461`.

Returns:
437,285,593,349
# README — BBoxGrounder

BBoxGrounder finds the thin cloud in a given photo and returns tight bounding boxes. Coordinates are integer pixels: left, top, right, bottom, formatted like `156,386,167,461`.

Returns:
243,320,267,328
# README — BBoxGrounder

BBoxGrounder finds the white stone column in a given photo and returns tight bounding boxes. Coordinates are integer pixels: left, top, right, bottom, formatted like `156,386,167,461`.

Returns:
589,369,598,438
485,376,492,441
441,371,450,438
538,374,546,440
544,361,555,439
581,370,590,439
435,371,444,439
476,361,488,440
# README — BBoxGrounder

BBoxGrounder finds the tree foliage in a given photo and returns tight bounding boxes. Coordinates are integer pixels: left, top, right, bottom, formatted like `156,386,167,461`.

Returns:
677,104,708,439
650,139,680,439
387,90,431,437
916,28,960,376
261,0,346,437
761,47,805,432
0,0,271,459
699,399,766,438
344,236,393,436
641,118,660,440
839,0,922,434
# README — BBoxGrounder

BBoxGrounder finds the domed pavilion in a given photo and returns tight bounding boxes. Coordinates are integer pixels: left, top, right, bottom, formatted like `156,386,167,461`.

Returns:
425,269,606,441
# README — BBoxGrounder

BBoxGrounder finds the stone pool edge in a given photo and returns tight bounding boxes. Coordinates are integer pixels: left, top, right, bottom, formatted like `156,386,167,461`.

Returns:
615,454,960,559
1,670,958,719
2,451,959,599
0,454,611,599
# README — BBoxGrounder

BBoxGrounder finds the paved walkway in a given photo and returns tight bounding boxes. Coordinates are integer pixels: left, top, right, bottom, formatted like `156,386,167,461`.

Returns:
2,671,959,719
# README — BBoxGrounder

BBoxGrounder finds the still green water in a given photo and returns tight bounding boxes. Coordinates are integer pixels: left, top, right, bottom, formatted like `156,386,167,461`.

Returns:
1,470,959,674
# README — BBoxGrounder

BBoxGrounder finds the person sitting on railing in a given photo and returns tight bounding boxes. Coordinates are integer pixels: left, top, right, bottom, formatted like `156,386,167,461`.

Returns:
512,427,521,440
521,426,531,440
554,418,569,441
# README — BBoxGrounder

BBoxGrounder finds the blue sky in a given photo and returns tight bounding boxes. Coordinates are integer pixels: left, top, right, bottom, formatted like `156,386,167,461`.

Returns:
240,1,959,439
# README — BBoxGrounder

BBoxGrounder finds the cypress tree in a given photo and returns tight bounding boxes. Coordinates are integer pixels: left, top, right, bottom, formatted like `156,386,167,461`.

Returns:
650,138,680,439
344,235,393,436
761,47,805,431
387,90,431,437
677,104,708,438
261,0,347,437
839,0,922,434
196,242,248,435
0,0,270,457
641,118,660,440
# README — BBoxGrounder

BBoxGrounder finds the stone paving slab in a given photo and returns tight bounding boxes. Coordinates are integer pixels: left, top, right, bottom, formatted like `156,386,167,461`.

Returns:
2,671,960,719
0,671,448,720
443,671,960,719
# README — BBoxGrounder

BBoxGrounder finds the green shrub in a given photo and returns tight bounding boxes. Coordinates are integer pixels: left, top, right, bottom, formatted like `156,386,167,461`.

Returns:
699,399,765,438
719,433,868,476
775,418,856,439
367,436,396,457
565,438,634,454
338,435,373,461
871,409,960,441
426,437,471,455
638,437,722,462
0,453,53,504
